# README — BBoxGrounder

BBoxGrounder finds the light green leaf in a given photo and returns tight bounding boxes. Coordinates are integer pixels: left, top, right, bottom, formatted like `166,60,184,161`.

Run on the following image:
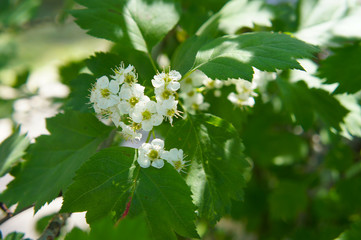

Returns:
192,32,318,80
72,0,181,54
0,111,113,212
65,216,151,240
337,93,361,139
62,147,199,240
277,79,348,130
335,221,361,240
0,128,29,177
318,44,361,94
166,113,249,222
198,0,273,36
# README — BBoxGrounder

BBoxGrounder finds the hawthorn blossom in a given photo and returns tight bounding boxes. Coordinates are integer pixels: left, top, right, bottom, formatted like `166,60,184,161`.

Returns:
119,122,142,141
181,90,210,114
118,83,147,114
227,79,257,107
130,99,163,131
162,148,187,172
152,70,181,91
137,138,165,168
156,96,181,124
180,70,205,93
111,63,137,86
90,76,120,109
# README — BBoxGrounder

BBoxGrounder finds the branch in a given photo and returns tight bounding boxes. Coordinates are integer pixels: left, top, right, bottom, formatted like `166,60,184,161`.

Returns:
0,204,34,225
37,213,71,240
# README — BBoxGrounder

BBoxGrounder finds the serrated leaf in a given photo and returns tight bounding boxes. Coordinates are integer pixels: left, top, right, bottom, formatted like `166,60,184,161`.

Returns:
165,113,249,222
85,52,123,78
72,0,180,54
0,128,29,177
0,111,113,212
318,44,361,94
63,73,95,113
277,79,348,130
192,32,318,80
65,216,151,240
61,147,135,223
198,0,273,36
62,147,198,240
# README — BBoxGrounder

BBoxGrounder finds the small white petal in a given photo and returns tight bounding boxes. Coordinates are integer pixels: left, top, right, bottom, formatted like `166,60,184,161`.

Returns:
151,138,164,148
138,155,151,168
109,80,120,94
97,76,109,88
151,159,164,169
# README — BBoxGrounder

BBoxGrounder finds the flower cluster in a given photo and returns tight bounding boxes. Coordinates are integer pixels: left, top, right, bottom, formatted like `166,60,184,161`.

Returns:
137,138,187,172
89,63,182,141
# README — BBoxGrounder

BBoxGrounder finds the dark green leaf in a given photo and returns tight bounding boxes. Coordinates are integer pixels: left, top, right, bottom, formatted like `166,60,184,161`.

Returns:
277,79,348,130
166,113,249,222
63,73,95,113
0,111,113,212
62,147,198,240
0,128,29,177
65,216,151,240
336,221,361,240
85,52,123,78
192,32,318,80
318,44,361,94
58,60,86,85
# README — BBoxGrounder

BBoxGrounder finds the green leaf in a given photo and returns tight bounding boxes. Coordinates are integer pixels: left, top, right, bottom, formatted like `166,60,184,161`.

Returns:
166,113,249,222
62,147,199,240
337,93,361,139
58,60,85,85
72,0,181,54
0,128,29,177
269,181,308,221
1,232,27,240
65,216,151,240
192,32,318,80
63,73,95,113
85,52,123,78
335,221,361,240
0,111,113,212
318,44,361,94
197,0,273,36
277,79,348,130
171,35,210,76
61,147,135,223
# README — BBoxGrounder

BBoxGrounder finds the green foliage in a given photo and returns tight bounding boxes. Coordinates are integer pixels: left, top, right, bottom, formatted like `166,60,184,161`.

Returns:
0,111,113,211
166,114,249,222
72,0,180,54
0,232,30,240
193,32,318,80
319,44,361,94
65,216,151,240
0,128,29,177
336,221,361,240
62,147,198,240
277,79,348,130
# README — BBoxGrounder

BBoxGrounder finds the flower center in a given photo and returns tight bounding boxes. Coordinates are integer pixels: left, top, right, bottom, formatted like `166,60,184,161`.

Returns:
185,77,192,84
173,160,183,171
125,74,135,84
164,75,172,83
142,110,152,120
187,91,194,97
162,89,172,99
101,88,111,97
148,149,159,160
167,109,175,117
132,122,142,130
129,97,139,107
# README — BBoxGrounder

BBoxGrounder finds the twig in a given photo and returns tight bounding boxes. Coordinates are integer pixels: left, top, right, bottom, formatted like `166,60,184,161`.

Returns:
0,204,34,225
37,213,71,240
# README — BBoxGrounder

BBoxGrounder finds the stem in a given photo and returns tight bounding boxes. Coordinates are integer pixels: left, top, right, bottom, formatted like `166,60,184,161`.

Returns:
179,68,196,82
37,213,71,240
146,130,152,143
152,129,156,139
0,204,34,225
147,52,158,73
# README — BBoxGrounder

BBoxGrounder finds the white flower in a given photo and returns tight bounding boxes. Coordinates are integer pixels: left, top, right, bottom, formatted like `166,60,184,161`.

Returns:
161,148,187,172
203,78,223,89
118,83,147,114
90,76,120,109
130,99,163,131
156,97,181,125
227,92,255,107
227,79,257,107
180,70,205,93
154,85,176,101
119,122,142,141
111,63,137,86
181,90,210,113
137,138,165,168
151,70,181,90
